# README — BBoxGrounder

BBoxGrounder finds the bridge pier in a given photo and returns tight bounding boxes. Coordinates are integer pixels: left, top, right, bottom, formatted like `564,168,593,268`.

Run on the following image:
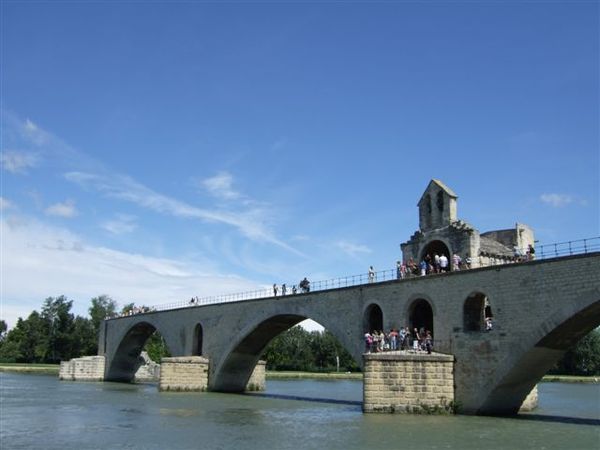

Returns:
363,352,455,414
159,357,266,392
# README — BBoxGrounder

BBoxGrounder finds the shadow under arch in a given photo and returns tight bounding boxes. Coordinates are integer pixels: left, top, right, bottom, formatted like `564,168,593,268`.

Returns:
463,292,489,332
478,299,600,416
363,303,383,333
420,239,450,262
105,321,170,382
192,323,203,355
211,314,361,393
408,298,434,336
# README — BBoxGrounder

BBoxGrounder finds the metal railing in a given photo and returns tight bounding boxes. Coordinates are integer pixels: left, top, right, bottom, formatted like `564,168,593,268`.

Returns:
111,236,599,318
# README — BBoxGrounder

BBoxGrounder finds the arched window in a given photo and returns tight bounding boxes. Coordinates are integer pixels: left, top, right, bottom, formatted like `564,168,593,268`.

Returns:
363,304,383,333
463,293,488,332
437,190,444,212
192,323,203,355
409,299,434,336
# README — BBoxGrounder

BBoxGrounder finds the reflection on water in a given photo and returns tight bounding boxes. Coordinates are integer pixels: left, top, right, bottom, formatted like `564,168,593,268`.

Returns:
1,373,598,450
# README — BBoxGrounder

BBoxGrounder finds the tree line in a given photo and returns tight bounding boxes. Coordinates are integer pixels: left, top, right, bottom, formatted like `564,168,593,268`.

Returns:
1,295,599,376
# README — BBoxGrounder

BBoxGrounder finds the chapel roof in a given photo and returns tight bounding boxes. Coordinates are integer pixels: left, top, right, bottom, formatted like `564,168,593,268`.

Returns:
418,179,458,205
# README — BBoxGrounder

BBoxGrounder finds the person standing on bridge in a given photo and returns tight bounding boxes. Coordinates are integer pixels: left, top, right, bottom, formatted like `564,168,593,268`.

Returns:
299,277,310,293
527,244,536,261
439,254,449,272
419,259,427,276
281,284,287,295
273,284,278,297
368,266,375,283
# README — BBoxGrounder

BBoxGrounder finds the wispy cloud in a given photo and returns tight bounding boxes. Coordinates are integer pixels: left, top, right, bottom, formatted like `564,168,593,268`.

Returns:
101,214,137,235
45,200,78,218
65,171,301,254
1,150,39,174
540,193,574,208
1,113,299,255
0,197,12,210
21,118,51,146
201,171,240,200
335,240,372,258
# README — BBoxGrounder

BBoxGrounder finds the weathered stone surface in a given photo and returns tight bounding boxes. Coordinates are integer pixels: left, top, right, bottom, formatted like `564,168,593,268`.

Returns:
100,252,600,414
134,351,160,382
159,356,209,392
59,356,105,381
519,385,538,412
363,352,455,414
246,360,266,391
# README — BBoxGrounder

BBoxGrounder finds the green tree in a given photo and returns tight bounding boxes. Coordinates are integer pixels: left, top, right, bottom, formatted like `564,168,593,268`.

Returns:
41,296,75,362
88,295,117,353
0,312,48,363
143,331,171,363
71,316,96,356
89,295,117,331
0,320,7,341
552,329,600,376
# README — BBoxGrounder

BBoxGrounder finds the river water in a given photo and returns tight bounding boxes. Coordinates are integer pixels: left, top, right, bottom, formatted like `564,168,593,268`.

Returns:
1,373,598,450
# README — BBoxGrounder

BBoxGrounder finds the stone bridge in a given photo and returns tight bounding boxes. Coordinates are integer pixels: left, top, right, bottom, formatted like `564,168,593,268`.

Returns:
99,253,600,415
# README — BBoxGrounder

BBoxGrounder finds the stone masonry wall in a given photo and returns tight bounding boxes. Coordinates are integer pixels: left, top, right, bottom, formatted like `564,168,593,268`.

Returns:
159,356,209,391
363,352,454,414
59,356,106,381
246,360,266,391
519,385,538,412
134,351,160,382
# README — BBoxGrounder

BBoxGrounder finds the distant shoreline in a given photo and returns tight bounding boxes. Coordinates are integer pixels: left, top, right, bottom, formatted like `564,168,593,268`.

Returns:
1,364,597,384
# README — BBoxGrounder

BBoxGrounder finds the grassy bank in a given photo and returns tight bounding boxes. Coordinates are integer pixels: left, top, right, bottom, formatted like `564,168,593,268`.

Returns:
0,363,60,375
0,364,597,383
266,372,600,383
266,371,362,380
541,375,599,383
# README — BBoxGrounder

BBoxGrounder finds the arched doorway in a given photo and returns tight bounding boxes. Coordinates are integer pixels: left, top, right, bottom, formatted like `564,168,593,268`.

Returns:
463,293,492,332
409,299,434,336
363,304,383,333
192,323,203,355
464,293,485,332
420,240,450,262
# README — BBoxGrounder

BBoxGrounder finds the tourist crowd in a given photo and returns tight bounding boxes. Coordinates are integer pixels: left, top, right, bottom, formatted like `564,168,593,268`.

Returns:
364,327,434,354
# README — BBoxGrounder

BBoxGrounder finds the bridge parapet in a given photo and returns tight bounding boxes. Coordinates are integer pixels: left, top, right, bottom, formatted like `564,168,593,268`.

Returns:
105,237,600,318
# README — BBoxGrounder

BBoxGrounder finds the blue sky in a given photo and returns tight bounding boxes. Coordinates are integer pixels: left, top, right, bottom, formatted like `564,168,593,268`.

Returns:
1,1,598,329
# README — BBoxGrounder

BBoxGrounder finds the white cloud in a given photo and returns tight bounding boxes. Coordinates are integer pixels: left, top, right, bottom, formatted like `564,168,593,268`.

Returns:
335,240,372,257
0,218,262,329
0,197,12,211
540,193,574,208
101,214,137,235
201,172,240,200
45,200,78,218
0,150,39,174
22,118,50,146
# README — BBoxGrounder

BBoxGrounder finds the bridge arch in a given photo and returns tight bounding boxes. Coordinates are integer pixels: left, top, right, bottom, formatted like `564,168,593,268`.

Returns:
363,303,383,333
463,292,490,332
408,297,434,337
105,321,173,382
192,323,203,356
210,312,361,392
477,294,600,415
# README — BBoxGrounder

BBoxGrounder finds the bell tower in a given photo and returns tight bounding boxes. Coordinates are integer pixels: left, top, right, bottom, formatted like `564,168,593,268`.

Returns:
417,179,458,231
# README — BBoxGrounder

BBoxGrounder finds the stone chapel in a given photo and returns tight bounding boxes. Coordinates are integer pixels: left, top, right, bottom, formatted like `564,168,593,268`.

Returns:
400,179,535,268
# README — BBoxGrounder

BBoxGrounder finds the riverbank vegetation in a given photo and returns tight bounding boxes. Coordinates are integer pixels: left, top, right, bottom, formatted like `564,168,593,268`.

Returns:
1,296,599,378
